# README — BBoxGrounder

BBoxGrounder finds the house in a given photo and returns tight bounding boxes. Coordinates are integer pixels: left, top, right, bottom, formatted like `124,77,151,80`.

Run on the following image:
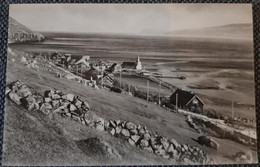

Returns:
75,56,90,72
121,55,142,70
170,89,204,114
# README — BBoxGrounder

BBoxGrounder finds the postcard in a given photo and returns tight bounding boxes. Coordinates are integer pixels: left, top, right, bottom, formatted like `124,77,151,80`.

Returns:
2,3,257,165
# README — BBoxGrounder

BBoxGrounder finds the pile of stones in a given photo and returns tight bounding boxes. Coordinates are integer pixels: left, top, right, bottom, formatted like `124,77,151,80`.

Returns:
6,80,90,122
6,80,208,165
6,80,43,111
104,119,208,164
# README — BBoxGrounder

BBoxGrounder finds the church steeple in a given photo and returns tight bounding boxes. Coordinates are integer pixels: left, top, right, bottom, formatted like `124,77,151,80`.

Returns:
136,54,142,70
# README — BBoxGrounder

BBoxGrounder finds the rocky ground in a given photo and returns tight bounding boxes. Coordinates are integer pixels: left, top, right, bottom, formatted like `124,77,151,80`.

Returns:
2,49,258,165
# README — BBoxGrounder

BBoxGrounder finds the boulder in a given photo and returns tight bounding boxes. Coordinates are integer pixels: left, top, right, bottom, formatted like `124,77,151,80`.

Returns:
138,128,146,136
121,129,130,137
110,128,116,136
5,87,11,95
128,138,136,146
155,148,166,156
8,92,21,105
182,144,189,151
143,146,154,153
51,93,61,100
75,99,83,108
131,135,140,143
125,122,136,130
40,102,53,114
198,136,220,150
69,104,77,112
104,120,110,130
44,97,52,103
115,126,122,134
81,102,90,111
170,138,179,148
51,100,60,109
44,90,54,98
161,138,170,150
143,132,151,140
53,105,69,114
109,120,116,128
139,139,149,148
65,93,75,102
129,128,138,135
94,117,105,131
16,84,32,97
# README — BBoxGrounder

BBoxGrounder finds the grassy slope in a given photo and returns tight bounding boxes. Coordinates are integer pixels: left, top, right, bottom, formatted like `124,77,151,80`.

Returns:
2,51,258,165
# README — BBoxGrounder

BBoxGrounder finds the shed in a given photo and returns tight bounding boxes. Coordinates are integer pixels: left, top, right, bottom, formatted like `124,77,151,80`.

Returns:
170,89,204,114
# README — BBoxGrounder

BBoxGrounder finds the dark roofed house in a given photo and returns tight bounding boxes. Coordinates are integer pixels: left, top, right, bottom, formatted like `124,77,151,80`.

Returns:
121,62,137,69
170,89,204,114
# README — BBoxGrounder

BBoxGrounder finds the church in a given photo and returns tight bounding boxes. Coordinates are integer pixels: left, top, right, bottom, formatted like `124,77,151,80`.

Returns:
121,55,142,70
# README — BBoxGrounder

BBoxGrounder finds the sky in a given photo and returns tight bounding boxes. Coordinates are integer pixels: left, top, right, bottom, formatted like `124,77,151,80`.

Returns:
9,4,253,35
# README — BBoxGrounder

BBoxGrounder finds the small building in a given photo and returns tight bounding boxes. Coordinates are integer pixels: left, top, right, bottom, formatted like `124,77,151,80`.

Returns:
121,55,142,70
170,89,204,114
75,56,90,72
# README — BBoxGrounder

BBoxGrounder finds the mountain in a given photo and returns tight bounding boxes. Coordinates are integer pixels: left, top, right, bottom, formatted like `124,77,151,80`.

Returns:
8,17,44,43
167,24,253,39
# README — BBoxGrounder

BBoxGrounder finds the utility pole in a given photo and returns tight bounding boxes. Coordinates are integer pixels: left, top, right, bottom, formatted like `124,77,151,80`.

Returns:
176,93,178,111
147,80,150,101
158,81,161,105
128,84,130,95
231,101,234,119
119,69,122,89
101,66,104,88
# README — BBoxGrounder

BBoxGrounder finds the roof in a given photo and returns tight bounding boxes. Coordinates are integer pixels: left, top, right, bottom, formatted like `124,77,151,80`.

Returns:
170,89,204,106
121,62,136,67
75,56,90,66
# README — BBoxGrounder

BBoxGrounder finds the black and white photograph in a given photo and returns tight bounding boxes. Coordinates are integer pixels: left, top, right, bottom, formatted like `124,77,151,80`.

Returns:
2,3,257,165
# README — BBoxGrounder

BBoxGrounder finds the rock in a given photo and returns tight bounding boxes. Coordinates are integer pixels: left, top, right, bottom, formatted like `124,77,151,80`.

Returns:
125,122,136,130
51,100,60,109
53,105,69,114
8,92,21,105
161,138,170,150
20,95,37,110
182,144,189,151
75,99,82,108
155,148,165,156
198,136,219,150
167,144,175,153
94,117,105,131
131,135,140,143
162,154,170,159
44,97,52,103
138,128,145,136
183,157,195,165
143,146,154,153
143,132,151,140
65,93,75,102
115,126,122,134
234,151,252,162
140,139,149,148
110,128,116,136
128,138,136,146
5,87,11,95
69,104,77,112
137,124,142,130
170,138,179,148
109,120,116,128
129,128,138,135
40,102,53,114
44,90,54,98
121,129,130,137
84,111,98,125
115,120,121,125
17,84,32,97
82,102,90,111
120,121,126,128
104,120,110,130
51,93,61,100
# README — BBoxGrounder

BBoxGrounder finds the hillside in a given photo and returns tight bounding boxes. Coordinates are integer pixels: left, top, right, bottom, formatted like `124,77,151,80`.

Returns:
8,17,44,43
2,48,258,165
167,24,253,39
